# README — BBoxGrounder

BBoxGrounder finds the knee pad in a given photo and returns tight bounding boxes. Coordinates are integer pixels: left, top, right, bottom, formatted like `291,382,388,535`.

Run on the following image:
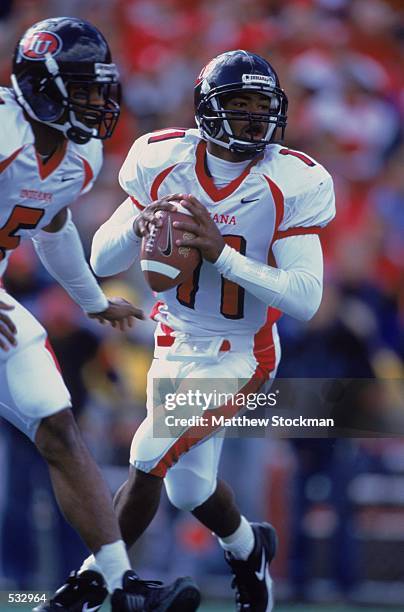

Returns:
164,467,216,511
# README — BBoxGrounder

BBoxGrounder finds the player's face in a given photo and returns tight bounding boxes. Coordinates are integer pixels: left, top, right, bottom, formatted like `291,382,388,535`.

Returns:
69,82,105,106
68,82,106,128
221,92,271,142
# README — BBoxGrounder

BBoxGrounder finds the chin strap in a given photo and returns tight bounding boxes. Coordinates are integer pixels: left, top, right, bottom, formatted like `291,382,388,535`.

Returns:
197,125,266,157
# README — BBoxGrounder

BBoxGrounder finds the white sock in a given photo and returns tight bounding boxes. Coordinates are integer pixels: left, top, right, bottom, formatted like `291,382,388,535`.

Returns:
217,516,255,561
93,540,131,593
78,554,102,575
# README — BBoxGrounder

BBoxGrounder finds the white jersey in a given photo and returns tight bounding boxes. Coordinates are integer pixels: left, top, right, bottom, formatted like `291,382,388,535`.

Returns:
119,128,335,338
0,87,102,277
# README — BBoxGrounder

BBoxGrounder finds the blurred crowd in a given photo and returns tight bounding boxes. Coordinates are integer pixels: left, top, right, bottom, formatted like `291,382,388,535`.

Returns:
0,0,403,604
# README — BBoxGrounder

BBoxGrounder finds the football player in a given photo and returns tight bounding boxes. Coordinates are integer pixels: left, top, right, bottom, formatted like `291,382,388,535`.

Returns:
0,16,199,612
83,50,335,611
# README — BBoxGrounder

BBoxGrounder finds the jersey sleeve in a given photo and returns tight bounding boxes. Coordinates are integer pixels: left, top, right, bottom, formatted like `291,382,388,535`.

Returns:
0,88,26,162
276,171,335,241
118,133,151,211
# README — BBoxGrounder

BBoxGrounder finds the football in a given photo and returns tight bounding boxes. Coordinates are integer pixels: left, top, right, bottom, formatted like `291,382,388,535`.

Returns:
140,206,201,292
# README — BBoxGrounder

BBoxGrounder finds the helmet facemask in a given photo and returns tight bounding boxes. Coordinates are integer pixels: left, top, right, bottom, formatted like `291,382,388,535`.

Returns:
197,89,286,156
197,86,287,156
12,55,120,145
64,73,121,144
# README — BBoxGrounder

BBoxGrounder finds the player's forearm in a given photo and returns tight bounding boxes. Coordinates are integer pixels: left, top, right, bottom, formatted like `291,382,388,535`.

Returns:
32,210,108,313
214,234,323,321
91,217,140,276
90,198,141,276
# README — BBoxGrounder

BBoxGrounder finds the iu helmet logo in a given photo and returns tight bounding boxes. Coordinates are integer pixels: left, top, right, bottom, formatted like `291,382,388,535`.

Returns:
20,31,62,60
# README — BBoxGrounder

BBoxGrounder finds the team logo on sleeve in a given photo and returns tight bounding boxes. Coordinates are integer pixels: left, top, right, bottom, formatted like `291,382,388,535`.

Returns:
20,31,62,60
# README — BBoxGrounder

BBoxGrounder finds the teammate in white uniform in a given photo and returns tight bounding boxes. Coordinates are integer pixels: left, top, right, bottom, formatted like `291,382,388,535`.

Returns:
73,51,335,611
0,17,200,612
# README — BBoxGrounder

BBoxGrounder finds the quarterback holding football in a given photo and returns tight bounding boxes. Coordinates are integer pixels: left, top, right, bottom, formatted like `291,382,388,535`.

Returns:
81,50,334,611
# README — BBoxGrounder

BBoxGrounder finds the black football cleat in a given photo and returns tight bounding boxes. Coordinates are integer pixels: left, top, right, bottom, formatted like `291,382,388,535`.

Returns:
111,570,201,611
32,570,107,611
225,522,278,612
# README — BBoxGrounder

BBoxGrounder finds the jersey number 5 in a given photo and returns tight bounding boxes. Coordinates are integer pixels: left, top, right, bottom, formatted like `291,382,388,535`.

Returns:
177,235,246,319
0,205,44,261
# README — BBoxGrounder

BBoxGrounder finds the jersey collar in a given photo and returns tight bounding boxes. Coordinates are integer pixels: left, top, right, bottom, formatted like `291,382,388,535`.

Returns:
195,140,262,203
35,140,67,181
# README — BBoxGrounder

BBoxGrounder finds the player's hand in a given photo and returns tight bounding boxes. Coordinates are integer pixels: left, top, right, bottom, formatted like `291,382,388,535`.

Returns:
173,195,225,263
88,297,144,331
133,194,184,238
0,301,17,351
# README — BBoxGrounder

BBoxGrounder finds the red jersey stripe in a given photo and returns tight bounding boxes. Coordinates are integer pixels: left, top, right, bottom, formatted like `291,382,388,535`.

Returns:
263,175,284,239
150,164,178,201
195,141,263,203
0,147,23,174
36,141,67,180
279,148,315,167
130,196,145,211
148,131,186,144
78,156,94,193
263,175,285,328
274,226,322,241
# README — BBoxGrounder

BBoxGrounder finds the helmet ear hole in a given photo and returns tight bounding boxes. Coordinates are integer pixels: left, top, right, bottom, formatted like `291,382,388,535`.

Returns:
202,101,223,139
207,118,222,138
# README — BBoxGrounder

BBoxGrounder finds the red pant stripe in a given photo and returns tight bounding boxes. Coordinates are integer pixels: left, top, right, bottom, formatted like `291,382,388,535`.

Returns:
150,365,270,478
